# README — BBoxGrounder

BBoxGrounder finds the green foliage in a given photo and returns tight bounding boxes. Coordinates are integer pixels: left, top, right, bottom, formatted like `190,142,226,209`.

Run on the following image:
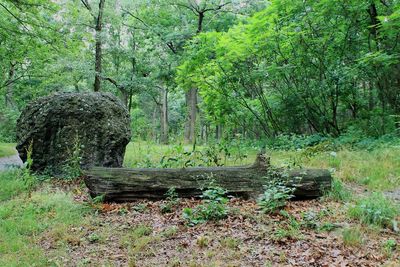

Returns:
273,211,302,241
0,109,20,142
348,193,399,228
131,224,153,238
61,137,83,179
0,187,89,265
342,227,363,247
125,141,253,169
220,237,240,250
160,187,179,214
0,170,26,201
0,142,16,158
383,239,397,256
183,182,228,226
257,179,295,214
324,178,352,202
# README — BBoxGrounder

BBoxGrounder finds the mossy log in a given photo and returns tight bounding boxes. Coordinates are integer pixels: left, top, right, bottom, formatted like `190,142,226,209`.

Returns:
83,154,332,201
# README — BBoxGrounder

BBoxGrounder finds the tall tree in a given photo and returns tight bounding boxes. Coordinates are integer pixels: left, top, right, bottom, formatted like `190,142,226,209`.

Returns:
80,0,106,92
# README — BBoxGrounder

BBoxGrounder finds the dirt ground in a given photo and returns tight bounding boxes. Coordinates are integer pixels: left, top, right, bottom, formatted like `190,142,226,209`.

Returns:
38,180,400,267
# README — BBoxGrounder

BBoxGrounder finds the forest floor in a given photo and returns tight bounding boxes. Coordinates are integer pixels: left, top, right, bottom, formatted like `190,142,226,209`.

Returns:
0,142,399,266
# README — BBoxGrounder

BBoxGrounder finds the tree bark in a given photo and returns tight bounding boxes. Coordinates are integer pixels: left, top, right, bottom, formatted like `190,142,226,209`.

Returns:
185,88,198,143
84,154,332,201
5,62,17,108
93,0,105,92
160,87,169,144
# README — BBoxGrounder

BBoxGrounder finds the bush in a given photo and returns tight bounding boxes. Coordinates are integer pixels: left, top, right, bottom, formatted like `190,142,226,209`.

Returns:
348,193,399,228
183,183,228,226
257,179,294,214
266,134,329,150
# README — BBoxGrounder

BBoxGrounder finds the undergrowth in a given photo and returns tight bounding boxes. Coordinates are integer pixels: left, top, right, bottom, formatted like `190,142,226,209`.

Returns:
348,193,399,229
183,182,228,226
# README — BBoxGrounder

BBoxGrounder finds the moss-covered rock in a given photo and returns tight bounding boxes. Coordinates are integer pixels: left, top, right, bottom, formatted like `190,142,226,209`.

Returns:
16,92,131,174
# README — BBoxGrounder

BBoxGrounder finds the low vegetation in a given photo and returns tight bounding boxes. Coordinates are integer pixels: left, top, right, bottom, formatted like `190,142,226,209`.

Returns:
349,193,399,228
0,143,15,158
183,182,229,226
0,139,399,265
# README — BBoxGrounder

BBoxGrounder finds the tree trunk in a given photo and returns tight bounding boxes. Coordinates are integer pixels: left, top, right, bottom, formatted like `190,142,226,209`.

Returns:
185,88,198,143
160,87,169,144
93,0,105,92
84,154,332,201
5,62,16,108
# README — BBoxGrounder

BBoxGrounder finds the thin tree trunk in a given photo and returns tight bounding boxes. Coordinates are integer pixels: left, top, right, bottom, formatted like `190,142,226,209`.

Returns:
93,0,105,92
160,87,169,144
5,62,16,108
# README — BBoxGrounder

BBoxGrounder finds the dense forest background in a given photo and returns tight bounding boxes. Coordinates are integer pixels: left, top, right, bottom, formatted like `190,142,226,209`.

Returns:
0,0,399,144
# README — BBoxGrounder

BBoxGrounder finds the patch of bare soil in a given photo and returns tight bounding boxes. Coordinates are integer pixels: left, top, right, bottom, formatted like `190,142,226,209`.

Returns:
39,182,400,267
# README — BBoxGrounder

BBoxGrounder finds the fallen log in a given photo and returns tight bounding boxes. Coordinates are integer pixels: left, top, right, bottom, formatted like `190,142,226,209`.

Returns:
84,154,332,201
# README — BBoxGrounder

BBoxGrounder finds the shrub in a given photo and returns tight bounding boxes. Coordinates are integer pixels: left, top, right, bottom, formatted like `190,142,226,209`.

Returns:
348,193,399,228
257,179,295,214
183,183,228,226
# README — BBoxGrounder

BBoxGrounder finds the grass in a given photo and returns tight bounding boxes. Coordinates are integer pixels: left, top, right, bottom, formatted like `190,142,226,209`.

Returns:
270,147,400,190
124,142,400,191
0,142,16,157
123,141,257,168
0,169,27,201
0,140,399,265
342,227,363,247
348,193,399,228
0,170,90,266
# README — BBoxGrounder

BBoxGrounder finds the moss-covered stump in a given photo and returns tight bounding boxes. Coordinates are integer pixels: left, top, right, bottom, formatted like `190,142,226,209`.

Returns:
16,92,131,174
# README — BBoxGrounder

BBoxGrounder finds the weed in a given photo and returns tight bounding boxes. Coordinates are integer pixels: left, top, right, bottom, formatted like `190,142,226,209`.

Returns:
88,233,100,243
161,226,179,238
319,222,337,232
220,237,240,250
342,227,363,247
20,141,36,194
323,178,351,202
257,179,294,214
132,203,147,213
86,194,105,211
196,235,209,248
61,136,83,179
160,187,179,214
383,239,397,257
132,224,153,238
273,211,302,241
183,182,228,226
348,193,398,228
